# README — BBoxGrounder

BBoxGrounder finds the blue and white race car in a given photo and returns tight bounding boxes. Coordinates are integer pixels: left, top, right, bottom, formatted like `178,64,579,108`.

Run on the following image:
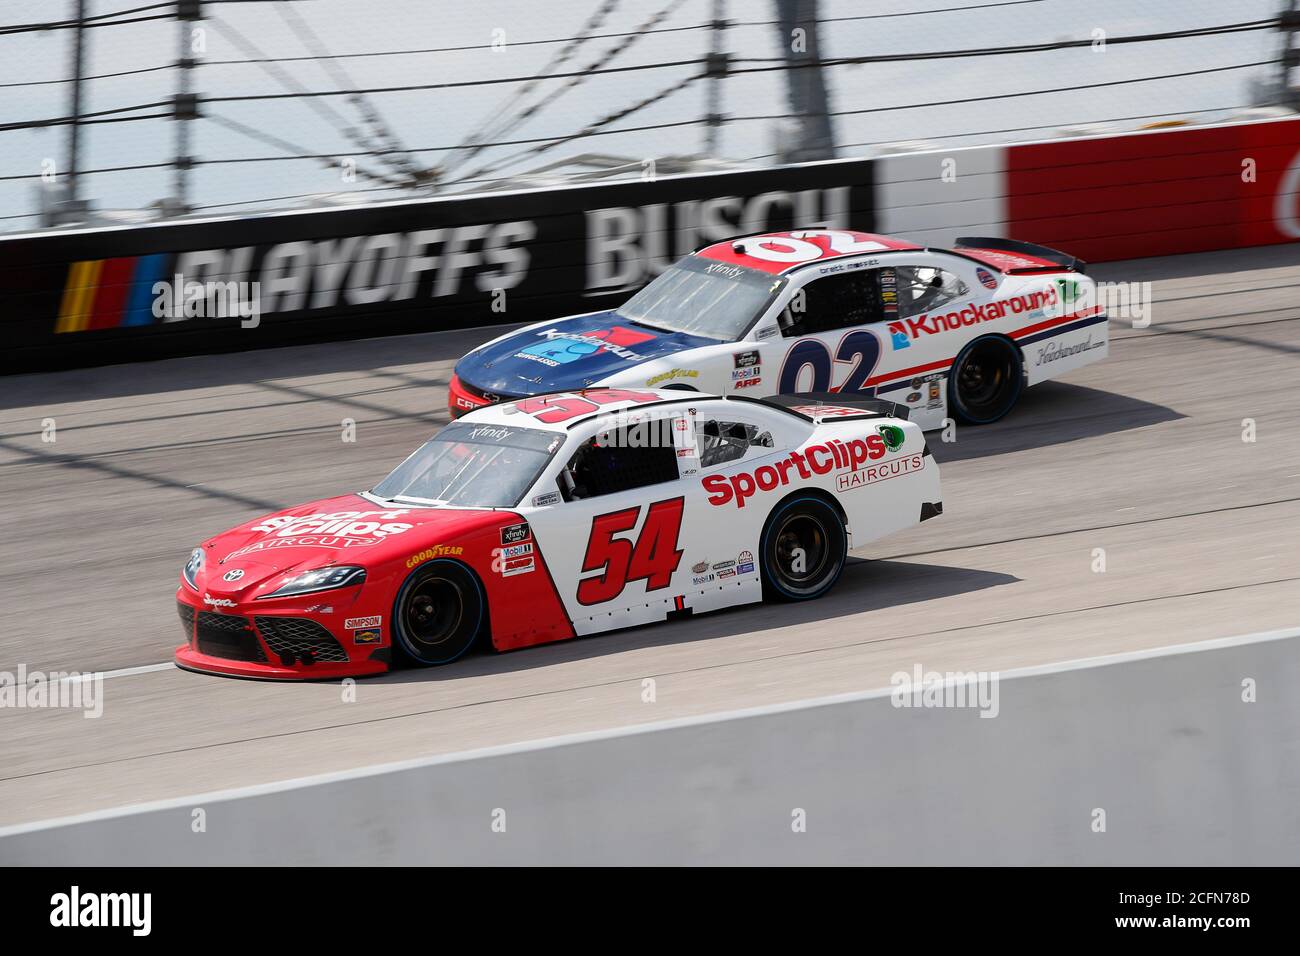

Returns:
449,230,1107,430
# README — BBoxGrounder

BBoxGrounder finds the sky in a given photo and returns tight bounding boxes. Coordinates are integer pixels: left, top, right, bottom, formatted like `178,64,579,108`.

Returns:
0,0,1288,232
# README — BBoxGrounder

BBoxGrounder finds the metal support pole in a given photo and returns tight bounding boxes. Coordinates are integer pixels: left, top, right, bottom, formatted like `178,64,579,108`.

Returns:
170,0,203,217
1281,0,1300,110
704,0,728,156
63,0,88,215
773,0,836,164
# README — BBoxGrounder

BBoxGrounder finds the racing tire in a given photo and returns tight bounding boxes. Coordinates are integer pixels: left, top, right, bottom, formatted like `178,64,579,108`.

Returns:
759,496,847,601
390,560,484,666
948,335,1024,425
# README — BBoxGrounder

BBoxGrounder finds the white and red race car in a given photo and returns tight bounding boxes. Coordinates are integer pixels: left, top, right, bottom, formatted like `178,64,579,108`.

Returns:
450,230,1107,429
176,388,940,678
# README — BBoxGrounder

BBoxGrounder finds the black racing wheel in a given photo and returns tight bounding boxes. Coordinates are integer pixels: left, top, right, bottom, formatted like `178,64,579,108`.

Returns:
759,496,847,601
948,335,1024,425
391,560,483,666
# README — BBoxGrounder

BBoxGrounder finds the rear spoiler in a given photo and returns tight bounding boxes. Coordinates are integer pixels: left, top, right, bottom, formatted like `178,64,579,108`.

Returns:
748,392,909,423
952,236,1088,275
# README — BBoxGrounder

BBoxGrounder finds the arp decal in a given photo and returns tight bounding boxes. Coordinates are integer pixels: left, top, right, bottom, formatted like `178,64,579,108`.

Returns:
703,436,893,508
976,267,998,290
515,326,655,367
578,497,685,605
499,555,535,577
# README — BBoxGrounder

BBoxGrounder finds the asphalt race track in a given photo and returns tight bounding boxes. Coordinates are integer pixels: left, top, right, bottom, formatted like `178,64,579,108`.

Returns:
2,245,1298,827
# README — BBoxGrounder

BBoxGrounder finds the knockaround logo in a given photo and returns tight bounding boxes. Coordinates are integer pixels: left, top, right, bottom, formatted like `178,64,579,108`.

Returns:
1034,334,1105,366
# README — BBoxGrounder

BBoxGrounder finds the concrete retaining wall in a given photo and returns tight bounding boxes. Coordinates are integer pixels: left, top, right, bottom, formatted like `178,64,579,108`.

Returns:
2,629,1296,865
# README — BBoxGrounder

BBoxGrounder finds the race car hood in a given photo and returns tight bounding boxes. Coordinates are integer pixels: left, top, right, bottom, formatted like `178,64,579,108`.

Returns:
454,310,717,395
193,493,506,598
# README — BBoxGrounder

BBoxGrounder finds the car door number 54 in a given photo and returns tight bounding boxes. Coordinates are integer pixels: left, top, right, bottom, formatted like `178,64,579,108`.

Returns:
577,498,685,606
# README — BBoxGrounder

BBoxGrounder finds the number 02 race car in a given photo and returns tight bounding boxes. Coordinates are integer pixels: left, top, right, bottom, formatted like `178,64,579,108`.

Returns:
449,230,1107,430
175,388,941,679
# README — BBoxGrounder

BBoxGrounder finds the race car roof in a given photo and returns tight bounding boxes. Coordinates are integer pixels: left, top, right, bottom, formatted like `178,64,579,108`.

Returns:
461,388,696,431
694,230,921,275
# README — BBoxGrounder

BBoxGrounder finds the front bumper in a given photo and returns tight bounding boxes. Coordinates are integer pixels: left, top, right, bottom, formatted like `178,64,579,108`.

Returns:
174,592,390,680
447,373,494,419
447,373,525,419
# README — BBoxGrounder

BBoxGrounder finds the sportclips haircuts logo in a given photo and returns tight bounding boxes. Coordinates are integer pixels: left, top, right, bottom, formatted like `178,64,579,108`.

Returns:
893,286,1059,340
230,509,415,557
169,222,536,317
703,435,921,508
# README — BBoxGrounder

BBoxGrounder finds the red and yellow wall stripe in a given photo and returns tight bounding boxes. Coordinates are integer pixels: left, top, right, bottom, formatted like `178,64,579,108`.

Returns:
53,254,170,333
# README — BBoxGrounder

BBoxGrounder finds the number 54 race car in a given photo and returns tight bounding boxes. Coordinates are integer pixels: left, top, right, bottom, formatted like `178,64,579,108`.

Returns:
449,230,1107,430
175,388,941,679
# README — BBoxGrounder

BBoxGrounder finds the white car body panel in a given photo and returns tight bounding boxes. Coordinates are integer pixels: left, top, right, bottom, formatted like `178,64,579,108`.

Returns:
473,389,941,636
592,236,1108,432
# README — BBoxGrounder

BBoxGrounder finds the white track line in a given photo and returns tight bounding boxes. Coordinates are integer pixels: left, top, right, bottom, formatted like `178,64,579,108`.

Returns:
54,663,174,684
3,625,1298,838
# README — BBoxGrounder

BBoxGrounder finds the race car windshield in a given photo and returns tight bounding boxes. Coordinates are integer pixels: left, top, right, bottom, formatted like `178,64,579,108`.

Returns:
615,256,784,341
371,422,563,508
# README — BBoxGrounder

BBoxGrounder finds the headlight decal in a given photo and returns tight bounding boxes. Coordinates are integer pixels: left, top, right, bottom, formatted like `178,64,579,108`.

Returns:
182,547,204,590
261,566,367,599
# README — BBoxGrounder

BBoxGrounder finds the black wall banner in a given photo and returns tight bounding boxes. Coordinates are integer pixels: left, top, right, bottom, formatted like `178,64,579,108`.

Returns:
0,158,876,374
